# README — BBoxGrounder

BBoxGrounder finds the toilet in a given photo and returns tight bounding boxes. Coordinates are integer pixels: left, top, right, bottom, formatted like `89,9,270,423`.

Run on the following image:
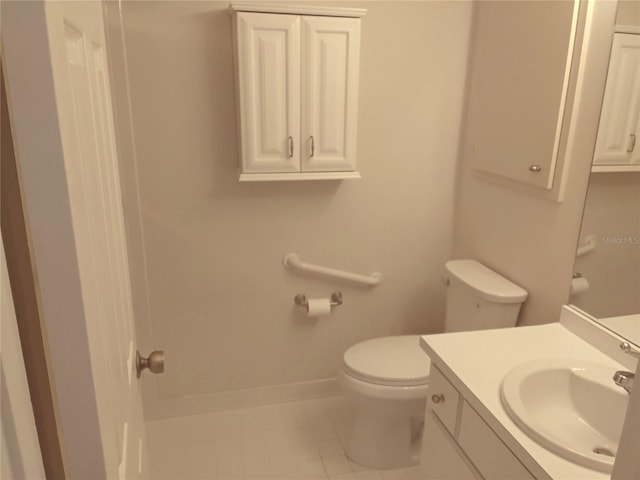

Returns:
339,259,528,469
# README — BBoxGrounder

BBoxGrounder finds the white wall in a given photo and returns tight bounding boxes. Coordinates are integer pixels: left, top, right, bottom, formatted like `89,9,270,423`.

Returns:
116,1,472,401
617,0,640,26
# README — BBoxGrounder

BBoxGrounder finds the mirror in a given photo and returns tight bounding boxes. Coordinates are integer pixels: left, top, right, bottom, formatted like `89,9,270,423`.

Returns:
571,1,640,346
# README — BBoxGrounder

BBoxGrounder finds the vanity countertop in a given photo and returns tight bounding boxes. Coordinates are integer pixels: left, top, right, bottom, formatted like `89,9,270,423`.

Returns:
420,322,626,480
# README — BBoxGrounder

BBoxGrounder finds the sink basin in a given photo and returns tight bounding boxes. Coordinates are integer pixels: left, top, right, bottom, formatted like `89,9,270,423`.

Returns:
501,358,628,472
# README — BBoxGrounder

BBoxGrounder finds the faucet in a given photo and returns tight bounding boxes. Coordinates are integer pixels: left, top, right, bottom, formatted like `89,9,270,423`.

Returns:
613,370,635,394
613,342,639,394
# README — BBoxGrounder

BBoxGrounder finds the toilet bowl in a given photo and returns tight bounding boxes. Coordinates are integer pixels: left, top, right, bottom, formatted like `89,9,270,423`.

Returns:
340,260,528,469
339,335,430,469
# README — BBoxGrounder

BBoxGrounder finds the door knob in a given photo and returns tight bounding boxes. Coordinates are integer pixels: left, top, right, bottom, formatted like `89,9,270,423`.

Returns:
136,350,164,378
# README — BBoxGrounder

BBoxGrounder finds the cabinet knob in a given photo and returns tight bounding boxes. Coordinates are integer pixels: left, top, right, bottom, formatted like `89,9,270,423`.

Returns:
627,134,636,153
528,164,541,173
431,393,445,404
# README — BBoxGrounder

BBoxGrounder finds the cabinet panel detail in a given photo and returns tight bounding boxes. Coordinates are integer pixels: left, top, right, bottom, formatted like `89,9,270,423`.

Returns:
236,12,300,173
302,16,359,172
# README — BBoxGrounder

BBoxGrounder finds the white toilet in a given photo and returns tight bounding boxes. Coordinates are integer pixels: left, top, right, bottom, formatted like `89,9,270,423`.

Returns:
339,259,528,469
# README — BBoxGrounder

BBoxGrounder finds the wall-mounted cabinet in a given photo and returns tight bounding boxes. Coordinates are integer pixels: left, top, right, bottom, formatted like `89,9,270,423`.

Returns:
592,32,640,173
231,3,365,181
468,0,580,191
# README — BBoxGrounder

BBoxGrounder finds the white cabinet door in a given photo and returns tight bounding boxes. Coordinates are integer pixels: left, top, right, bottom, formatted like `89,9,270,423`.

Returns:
593,33,640,170
301,16,360,172
422,412,479,480
470,0,579,188
458,402,535,480
236,12,301,173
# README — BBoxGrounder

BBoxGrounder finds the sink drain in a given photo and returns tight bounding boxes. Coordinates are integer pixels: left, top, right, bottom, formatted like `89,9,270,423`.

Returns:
593,447,615,457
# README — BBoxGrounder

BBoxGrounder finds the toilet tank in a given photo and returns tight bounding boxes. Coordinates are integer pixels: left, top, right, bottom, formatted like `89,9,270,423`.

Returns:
444,260,528,332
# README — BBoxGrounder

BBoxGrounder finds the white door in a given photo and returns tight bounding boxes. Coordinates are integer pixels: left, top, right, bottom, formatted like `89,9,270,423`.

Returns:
301,16,360,173
236,12,301,173
3,1,146,478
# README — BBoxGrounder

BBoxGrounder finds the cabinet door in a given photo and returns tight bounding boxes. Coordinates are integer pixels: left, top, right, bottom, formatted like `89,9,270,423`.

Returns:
458,402,535,480
236,12,300,173
593,33,640,168
428,365,461,436
422,412,479,480
470,0,579,188
301,16,360,172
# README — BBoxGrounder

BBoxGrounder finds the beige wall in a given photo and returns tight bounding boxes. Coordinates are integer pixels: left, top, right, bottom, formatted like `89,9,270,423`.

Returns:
572,174,640,317
117,1,472,400
616,0,640,26
452,2,617,326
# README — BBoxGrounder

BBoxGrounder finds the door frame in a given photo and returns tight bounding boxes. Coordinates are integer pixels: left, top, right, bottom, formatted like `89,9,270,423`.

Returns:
1,61,67,478
1,229,47,480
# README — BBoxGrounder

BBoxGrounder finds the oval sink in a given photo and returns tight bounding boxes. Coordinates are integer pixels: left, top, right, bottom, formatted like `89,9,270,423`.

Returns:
501,358,629,472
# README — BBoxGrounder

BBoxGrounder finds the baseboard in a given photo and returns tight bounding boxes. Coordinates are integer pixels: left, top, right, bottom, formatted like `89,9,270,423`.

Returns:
143,378,341,421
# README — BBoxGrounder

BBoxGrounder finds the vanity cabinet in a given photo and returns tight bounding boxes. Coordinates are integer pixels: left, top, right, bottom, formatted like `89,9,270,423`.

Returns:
592,32,640,172
422,366,535,480
231,4,365,181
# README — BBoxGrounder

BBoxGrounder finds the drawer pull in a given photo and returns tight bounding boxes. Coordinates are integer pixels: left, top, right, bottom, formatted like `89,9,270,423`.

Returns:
431,393,445,404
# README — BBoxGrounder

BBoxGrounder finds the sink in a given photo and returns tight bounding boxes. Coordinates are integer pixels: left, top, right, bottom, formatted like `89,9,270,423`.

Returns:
501,358,628,472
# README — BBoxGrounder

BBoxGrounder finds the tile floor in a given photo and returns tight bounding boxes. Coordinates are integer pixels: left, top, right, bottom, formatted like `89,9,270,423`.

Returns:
146,395,426,480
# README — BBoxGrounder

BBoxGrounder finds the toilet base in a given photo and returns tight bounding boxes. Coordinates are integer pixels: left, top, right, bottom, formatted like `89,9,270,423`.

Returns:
339,370,428,469
347,404,424,469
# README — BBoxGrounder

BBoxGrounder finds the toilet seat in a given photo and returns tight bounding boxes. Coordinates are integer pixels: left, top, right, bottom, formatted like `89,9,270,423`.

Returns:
342,335,431,387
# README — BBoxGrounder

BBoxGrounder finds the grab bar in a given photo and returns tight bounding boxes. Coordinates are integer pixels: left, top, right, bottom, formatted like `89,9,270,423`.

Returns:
576,235,597,257
282,253,383,287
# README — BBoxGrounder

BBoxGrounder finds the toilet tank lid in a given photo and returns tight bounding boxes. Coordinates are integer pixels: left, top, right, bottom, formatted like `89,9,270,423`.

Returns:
445,259,528,303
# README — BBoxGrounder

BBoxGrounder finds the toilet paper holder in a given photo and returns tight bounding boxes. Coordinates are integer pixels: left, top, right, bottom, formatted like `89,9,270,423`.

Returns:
294,291,343,308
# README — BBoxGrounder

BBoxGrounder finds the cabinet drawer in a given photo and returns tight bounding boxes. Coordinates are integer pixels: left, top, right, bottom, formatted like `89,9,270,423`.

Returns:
427,365,460,435
459,401,535,480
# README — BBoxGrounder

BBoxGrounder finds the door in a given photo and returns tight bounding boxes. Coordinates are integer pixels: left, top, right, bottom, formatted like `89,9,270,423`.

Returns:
301,16,360,173
2,1,146,478
236,12,301,173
